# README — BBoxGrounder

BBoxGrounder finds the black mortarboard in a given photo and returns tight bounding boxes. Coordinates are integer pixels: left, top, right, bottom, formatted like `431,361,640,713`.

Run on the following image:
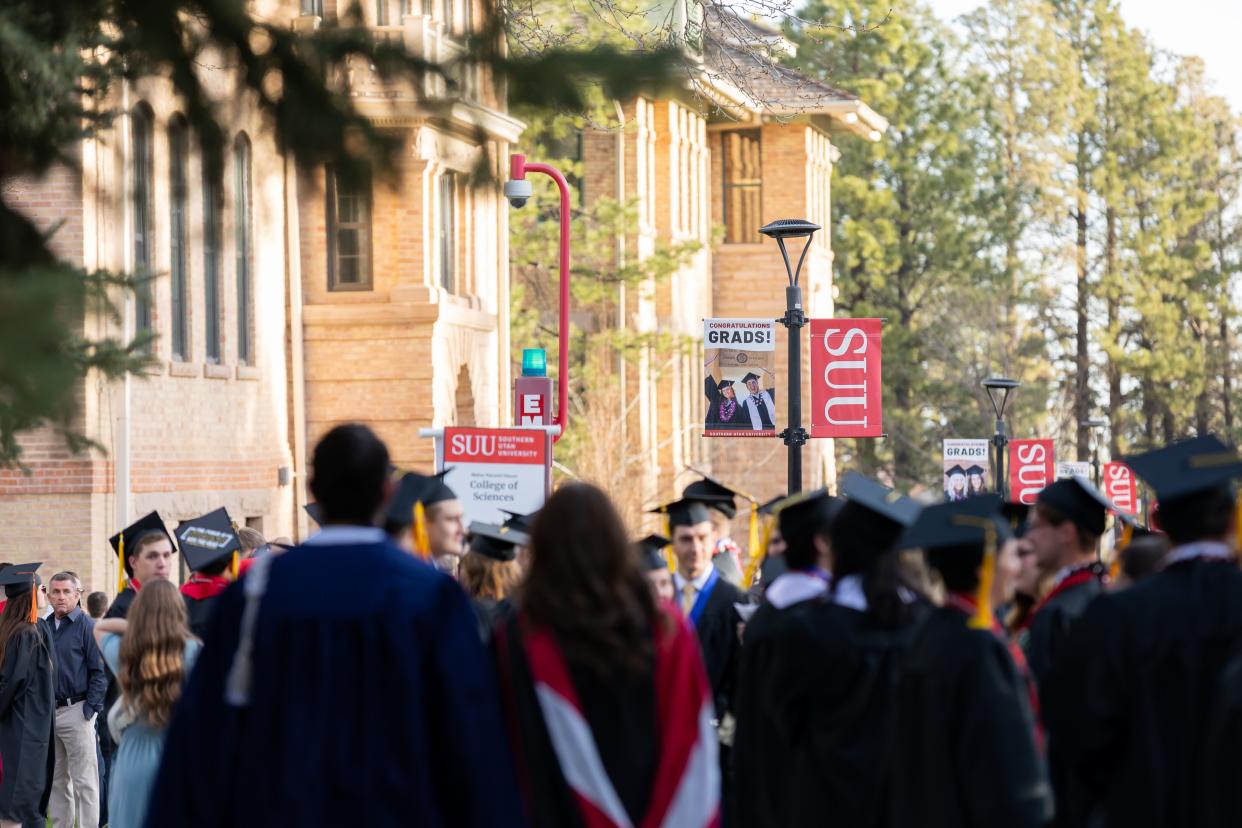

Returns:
740,372,761,385
716,378,735,391
776,489,839,547
0,563,42,599
1037,476,1129,535
176,508,241,572
637,534,671,572
501,509,539,535
757,494,786,516
385,473,425,529
303,503,323,526
108,511,176,556
839,472,921,528
416,469,457,506
683,476,741,519
900,495,1011,551
1001,501,1030,538
650,498,714,528
1126,435,1242,503
965,464,985,476
467,522,527,562
944,464,966,478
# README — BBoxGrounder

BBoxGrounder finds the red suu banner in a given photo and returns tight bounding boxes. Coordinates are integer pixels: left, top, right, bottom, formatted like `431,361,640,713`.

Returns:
1009,438,1054,504
1102,461,1139,515
809,318,883,438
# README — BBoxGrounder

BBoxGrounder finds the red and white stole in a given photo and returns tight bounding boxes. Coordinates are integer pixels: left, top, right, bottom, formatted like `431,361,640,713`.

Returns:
521,610,721,828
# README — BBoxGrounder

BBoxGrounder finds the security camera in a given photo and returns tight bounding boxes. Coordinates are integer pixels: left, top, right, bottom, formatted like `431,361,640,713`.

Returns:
504,179,533,209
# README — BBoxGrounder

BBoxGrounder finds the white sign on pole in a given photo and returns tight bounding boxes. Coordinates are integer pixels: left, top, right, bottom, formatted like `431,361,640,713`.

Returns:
439,426,552,526
1056,461,1092,480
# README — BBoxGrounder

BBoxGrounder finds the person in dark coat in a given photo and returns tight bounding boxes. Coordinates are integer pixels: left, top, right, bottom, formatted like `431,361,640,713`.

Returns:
176,508,243,639
0,564,55,828
889,496,1052,828
1044,435,1242,828
146,424,523,827
732,489,837,827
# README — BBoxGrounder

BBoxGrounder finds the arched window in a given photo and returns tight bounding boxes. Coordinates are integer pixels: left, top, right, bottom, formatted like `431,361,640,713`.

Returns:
233,134,254,364
130,103,155,337
168,115,190,361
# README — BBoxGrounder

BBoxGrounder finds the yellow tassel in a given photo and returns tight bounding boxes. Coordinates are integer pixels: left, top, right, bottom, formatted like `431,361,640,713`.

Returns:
664,514,676,572
27,578,37,624
746,504,760,566
413,502,431,559
1110,522,1135,582
743,515,773,589
117,532,125,594
231,550,240,580
970,521,997,630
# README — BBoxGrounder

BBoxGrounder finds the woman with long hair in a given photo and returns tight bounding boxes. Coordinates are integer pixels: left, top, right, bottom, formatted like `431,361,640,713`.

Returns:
458,523,525,641
0,565,54,828
93,579,200,828
494,483,721,828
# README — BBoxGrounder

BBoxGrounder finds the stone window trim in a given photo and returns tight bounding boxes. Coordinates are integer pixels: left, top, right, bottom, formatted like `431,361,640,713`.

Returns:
325,164,374,292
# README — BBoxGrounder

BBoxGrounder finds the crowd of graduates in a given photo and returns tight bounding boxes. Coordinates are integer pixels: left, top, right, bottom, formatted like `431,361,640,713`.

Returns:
1,422,1242,827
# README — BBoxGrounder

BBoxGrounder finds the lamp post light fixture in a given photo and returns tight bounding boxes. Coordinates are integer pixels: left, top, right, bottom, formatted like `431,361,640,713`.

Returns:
759,218,821,495
982,377,1020,500
1083,416,1109,488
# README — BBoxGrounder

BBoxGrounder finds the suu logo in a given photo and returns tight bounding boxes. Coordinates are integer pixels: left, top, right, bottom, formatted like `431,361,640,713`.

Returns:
1103,462,1137,513
1009,439,1054,505
450,433,497,457
810,318,883,438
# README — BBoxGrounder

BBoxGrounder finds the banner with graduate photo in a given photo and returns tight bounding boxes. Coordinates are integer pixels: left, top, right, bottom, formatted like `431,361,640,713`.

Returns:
703,318,778,438
942,439,991,501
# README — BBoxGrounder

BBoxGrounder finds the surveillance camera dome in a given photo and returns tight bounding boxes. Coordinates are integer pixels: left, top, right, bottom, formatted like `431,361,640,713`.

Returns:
504,179,533,209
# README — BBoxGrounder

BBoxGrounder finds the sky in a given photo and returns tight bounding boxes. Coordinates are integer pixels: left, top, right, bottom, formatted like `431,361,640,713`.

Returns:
927,0,1242,110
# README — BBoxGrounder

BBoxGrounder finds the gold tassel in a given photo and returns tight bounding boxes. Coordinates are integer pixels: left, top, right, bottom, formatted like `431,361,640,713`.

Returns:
27,578,37,624
1110,522,1135,582
664,514,675,572
117,532,125,593
1233,499,1242,561
231,550,240,580
413,501,430,559
746,504,760,568
970,522,997,630
743,515,773,588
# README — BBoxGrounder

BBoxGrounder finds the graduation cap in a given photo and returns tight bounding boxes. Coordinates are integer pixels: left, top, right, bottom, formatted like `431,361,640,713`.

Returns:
108,512,176,592
649,498,714,529
467,522,528,563
683,476,742,519
1125,434,1242,503
1036,475,1131,535
415,469,457,506
636,534,671,572
839,472,921,528
900,495,1011,552
715,378,735,391
776,489,839,548
944,465,966,478
1001,502,1030,538
385,473,425,530
965,465,986,476
303,503,323,527
0,563,42,623
756,494,786,517
500,509,538,535
740,372,761,385
176,508,242,575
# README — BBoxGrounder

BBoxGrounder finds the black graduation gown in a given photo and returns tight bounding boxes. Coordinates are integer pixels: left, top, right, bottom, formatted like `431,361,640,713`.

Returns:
1025,574,1103,688
1043,558,1242,828
471,596,513,644
889,607,1052,828
704,377,746,430
183,593,220,640
494,615,659,827
104,587,136,620
685,575,743,722
742,389,777,430
146,539,525,827
0,625,55,823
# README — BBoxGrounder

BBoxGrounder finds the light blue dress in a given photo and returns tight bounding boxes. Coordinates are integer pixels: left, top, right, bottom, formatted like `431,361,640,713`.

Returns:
100,632,201,828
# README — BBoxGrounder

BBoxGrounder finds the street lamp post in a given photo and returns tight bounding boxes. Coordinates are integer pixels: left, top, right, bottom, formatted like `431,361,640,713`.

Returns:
759,219,820,495
505,154,570,442
982,377,1020,500
1083,417,1108,488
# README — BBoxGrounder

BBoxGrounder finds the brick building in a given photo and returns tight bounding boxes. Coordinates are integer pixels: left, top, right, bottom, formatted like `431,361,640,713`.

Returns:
577,8,887,529
0,0,518,591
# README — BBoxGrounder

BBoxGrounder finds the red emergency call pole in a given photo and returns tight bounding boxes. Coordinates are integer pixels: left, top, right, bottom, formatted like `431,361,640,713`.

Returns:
506,154,570,443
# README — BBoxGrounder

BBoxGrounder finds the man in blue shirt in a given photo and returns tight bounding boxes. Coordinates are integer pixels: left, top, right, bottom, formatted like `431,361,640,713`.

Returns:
46,571,106,828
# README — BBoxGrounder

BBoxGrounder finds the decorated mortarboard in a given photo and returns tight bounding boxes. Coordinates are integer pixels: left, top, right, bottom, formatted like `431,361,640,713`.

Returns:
776,489,839,546
899,495,1011,552
1000,501,1030,538
944,465,966,478
716,378,735,391
683,476,742,519
1037,475,1132,535
176,508,242,573
636,534,671,572
303,503,323,527
1125,434,1242,502
740,372,761,385
839,472,922,528
467,522,528,563
500,509,538,535
0,562,42,598
965,464,986,476
649,498,714,529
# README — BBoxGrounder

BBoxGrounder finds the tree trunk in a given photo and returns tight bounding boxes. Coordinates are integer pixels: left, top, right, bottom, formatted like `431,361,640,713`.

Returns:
1075,131,1091,459
1105,206,1121,457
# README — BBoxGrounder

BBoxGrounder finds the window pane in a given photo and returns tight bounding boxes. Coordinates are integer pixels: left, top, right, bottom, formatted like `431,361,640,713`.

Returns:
723,130,762,243
169,117,189,360
131,106,153,337
203,156,222,363
339,257,360,284
337,228,359,256
439,172,455,293
327,165,373,290
234,135,253,365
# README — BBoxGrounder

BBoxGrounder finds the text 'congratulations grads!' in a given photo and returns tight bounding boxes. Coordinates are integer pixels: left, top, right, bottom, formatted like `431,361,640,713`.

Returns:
1043,435,1242,828
146,424,522,827
890,496,1053,828
176,508,243,639
732,489,837,828
732,473,921,827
